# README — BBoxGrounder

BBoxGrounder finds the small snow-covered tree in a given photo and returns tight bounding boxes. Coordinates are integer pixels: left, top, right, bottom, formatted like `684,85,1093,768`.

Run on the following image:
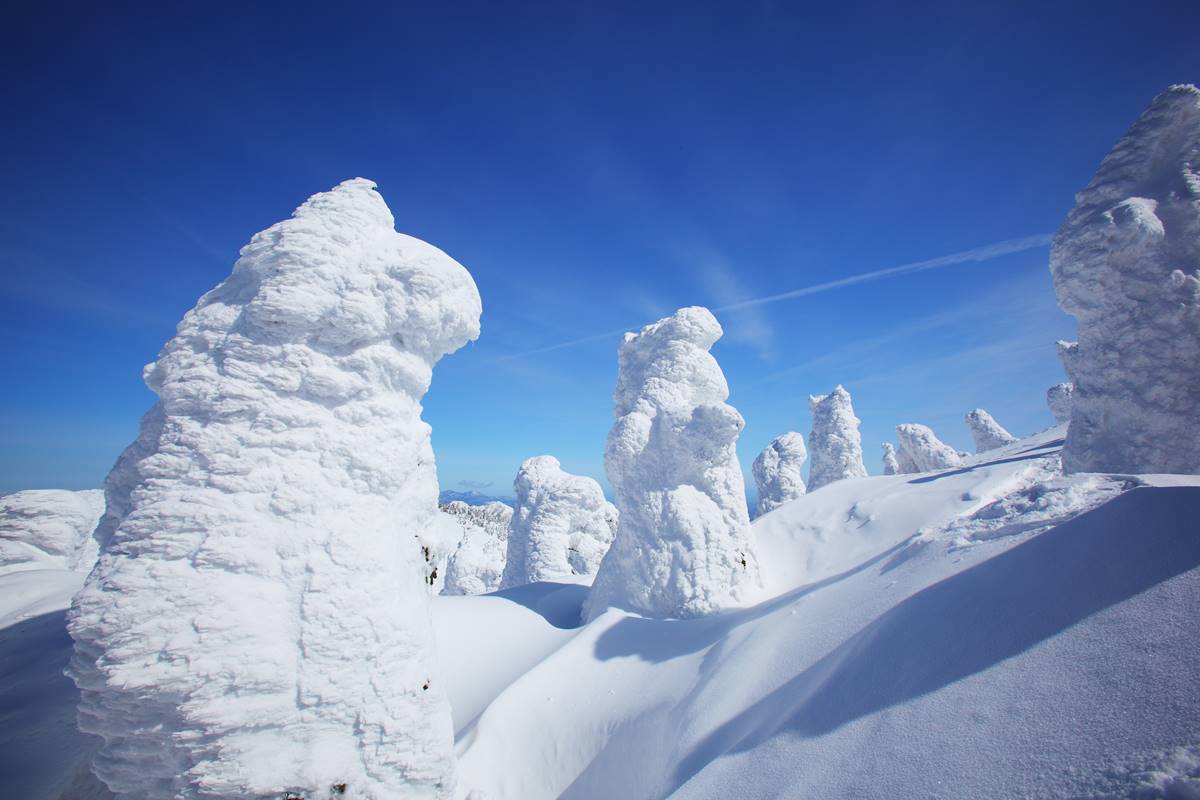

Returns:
500,456,616,588
881,443,900,476
1050,85,1200,475
67,179,480,800
1046,382,1074,425
0,489,105,575
585,307,761,621
442,501,512,596
752,432,807,516
964,409,1017,453
806,385,868,490
895,423,964,473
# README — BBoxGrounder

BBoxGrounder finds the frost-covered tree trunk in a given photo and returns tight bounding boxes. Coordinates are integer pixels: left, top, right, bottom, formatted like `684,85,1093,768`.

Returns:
500,456,616,588
964,409,1017,453
67,179,480,800
442,501,512,596
806,385,868,490
1050,84,1200,475
881,443,900,476
1046,382,1074,425
895,423,964,473
585,307,760,621
752,432,807,516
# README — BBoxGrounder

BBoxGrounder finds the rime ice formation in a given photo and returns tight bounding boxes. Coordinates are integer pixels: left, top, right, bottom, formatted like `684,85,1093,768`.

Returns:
895,423,965,473
752,432,807,516
881,443,900,476
965,408,1018,453
419,511,465,594
1047,382,1075,425
441,501,512,596
584,307,761,621
0,489,104,575
806,385,868,490
66,179,481,800
1050,84,1200,475
499,456,617,588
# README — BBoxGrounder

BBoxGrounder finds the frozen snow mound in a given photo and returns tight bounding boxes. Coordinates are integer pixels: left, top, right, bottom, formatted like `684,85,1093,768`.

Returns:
0,489,104,575
1050,84,1200,475
881,442,899,476
66,178,480,800
752,432,807,516
499,456,615,588
441,501,512,596
965,408,1017,453
1047,381,1074,424
896,423,964,473
585,307,761,621
806,385,868,490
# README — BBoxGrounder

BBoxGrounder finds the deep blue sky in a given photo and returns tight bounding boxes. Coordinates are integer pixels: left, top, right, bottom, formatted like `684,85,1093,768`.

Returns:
1,1,1196,498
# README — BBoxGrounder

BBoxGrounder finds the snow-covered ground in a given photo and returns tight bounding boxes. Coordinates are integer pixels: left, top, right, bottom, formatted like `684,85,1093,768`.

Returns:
4,425,1199,798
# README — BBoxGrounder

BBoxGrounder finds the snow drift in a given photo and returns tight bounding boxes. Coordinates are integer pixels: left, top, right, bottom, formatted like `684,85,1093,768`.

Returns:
585,307,761,621
1050,84,1200,475
964,408,1017,453
66,178,481,800
442,501,512,596
752,432,807,516
0,489,104,575
500,456,616,588
806,385,867,490
895,423,964,473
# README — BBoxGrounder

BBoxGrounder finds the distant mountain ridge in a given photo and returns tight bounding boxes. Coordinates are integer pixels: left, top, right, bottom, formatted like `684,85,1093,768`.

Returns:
438,489,514,507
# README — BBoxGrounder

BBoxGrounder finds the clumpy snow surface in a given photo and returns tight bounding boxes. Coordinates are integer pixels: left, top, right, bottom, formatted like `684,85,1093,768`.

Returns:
1051,83,1200,475
441,501,512,596
895,422,964,473
964,408,1017,453
585,307,761,621
806,385,867,490
500,456,616,589
0,489,104,575
66,178,481,800
752,432,807,516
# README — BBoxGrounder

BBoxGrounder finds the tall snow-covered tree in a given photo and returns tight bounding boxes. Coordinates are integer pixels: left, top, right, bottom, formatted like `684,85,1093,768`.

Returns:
895,423,964,473
807,385,868,490
67,178,480,800
752,432,807,516
964,409,1017,453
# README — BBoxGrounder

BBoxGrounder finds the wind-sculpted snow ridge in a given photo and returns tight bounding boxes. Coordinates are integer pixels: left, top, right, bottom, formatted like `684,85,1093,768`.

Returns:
584,307,761,621
806,385,868,490
66,178,481,800
1050,84,1200,475
896,423,965,473
965,408,1017,453
442,501,512,596
881,442,899,475
0,489,104,575
1047,382,1074,424
500,456,616,589
752,432,807,516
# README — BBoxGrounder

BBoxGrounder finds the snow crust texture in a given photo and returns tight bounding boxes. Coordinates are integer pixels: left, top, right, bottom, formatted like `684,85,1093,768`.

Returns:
499,456,615,588
806,385,867,490
66,178,481,800
0,489,104,575
1051,84,1200,475
752,432,807,516
895,423,965,473
441,501,512,596
1046,382,1074,425
881,443,900,476
964,408,1017,453
585,307,760,621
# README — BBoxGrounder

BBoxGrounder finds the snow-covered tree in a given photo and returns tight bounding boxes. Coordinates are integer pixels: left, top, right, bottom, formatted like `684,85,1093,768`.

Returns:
752,432,807,516
585,307,761,621
0,489,105,575
881,442,900,476
964,408,1017,453
1046,382,1074,425
1050,84,1200,475
895,423,964,473
67,179,480,800
500,456,616,588
806,385,868,490
441,501,512,596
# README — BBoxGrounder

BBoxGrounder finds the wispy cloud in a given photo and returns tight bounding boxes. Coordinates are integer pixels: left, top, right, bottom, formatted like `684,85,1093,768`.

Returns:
692,248,776,358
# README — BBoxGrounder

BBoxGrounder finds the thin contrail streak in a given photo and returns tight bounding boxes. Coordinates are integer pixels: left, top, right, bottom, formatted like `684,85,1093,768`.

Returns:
497,233,1053,360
